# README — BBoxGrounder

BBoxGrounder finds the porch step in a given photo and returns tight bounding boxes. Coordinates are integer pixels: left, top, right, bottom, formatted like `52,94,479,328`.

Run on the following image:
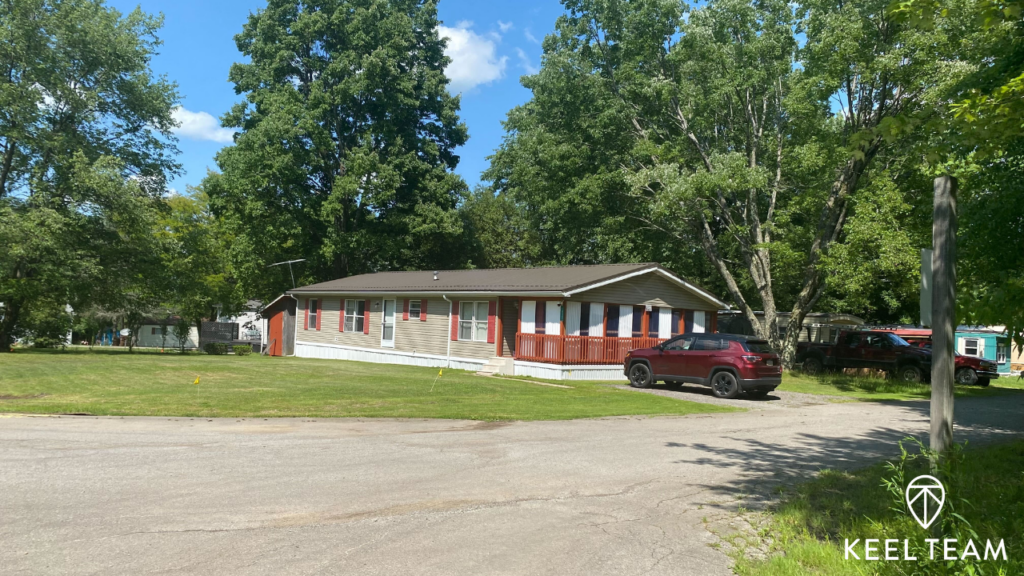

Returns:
476,357,514,376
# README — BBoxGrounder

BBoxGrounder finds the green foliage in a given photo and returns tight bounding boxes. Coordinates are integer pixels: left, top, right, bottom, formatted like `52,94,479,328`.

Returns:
203,342,228,355
458,186,540,269
23,301,72,349
736,440,1024,576
207,0,471,301
487,0,960,362
0,0,179,350
157,188,237,329
232,344,252,356
172,317,192,354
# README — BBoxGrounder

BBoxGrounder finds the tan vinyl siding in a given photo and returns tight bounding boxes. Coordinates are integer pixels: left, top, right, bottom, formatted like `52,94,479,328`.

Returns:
570,274,715,310
393,299,449,356
295,296,495,360
297,297,381,348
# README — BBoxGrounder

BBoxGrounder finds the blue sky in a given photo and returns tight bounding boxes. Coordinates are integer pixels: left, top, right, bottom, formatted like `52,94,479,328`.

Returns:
105,0,565,193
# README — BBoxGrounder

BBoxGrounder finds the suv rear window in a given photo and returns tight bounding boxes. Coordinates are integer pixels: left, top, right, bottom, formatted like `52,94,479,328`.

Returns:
693,337,730,351
742,340,775,354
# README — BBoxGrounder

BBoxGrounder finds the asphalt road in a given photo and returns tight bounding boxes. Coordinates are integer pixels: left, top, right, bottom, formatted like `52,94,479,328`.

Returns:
2,393,1023,576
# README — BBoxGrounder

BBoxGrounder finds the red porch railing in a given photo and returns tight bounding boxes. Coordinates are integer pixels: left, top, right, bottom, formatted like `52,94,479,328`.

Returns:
514,333,668,365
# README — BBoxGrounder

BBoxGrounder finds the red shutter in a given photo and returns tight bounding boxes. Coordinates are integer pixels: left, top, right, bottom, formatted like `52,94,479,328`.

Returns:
487,301,497,343
363,300,371,334
421,300,428,321
339,299,345,332
450,300,459,341
303,299,309,330
403,299,410,321
315,300,321,330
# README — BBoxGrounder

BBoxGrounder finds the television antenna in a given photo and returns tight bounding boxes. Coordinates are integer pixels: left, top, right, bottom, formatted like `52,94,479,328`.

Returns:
267,259,306,288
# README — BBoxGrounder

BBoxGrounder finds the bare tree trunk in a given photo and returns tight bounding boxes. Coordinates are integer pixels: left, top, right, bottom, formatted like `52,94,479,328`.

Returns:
930,175,957,460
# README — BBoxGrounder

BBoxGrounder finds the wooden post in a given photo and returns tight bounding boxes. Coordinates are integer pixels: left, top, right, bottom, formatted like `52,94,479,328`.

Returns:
931,175,957,459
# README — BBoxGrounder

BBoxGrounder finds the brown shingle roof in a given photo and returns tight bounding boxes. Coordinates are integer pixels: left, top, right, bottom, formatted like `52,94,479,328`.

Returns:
291,263,656,293
288,263,728,307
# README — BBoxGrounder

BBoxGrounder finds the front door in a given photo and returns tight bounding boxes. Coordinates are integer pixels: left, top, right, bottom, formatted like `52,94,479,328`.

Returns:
268,309,283,356
381,299,396,348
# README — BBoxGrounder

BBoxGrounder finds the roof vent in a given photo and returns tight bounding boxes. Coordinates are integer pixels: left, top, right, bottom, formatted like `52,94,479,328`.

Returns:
433,271,439,281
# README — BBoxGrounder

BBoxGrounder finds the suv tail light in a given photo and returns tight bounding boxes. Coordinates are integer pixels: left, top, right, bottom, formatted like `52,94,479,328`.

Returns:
742,355,761,364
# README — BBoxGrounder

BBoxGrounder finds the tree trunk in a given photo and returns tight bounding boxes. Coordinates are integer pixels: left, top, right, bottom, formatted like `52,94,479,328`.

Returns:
0,299,24,352
930,175,957,460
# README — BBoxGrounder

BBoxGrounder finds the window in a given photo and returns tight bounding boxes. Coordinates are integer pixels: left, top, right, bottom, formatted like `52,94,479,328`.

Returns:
579,302,591,336
605,305,620,337
409,300,421,320
742,340,775,354
151,327,162,335
694,336,730,351
663,336,695,351
964,338,979,357
632,306,644,337
997,343,1007,364
648,307,659,338
844,333,862,347
344,300,365,333
459,301,489,342
307,299,319,330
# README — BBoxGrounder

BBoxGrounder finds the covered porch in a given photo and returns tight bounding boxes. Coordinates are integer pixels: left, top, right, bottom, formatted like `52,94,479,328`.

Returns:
513,333,668,365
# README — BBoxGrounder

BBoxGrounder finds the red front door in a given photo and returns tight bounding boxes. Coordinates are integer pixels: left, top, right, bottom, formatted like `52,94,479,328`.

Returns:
268,309,284,356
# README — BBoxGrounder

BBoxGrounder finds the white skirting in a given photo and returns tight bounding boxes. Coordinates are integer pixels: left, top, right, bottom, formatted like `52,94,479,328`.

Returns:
294,341,486,371
514,360,627,381
294,341,625,380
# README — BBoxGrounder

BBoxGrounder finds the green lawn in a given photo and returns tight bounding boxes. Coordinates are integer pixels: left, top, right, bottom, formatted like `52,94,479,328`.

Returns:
778,370,1024,401
734,440,1024,576
0,348,737,420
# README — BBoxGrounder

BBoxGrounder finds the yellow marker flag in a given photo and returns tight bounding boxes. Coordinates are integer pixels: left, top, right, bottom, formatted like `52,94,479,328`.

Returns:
438,369,443,377
193,376,200,386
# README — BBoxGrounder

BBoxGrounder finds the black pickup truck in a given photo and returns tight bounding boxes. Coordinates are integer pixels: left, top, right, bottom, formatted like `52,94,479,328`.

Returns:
796,330,933,382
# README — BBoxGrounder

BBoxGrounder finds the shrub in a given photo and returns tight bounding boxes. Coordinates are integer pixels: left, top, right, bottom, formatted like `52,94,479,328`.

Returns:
233,344,252,356
203,342,228,355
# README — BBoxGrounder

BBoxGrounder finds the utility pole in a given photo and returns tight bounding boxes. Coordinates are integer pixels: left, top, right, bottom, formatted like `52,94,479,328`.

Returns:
930,175,957,459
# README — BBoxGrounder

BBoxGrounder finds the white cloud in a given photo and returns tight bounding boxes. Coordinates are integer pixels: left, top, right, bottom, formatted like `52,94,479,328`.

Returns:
516,48,539,75
171,106,235,144
439,23,508,93
524,28,540,44
498,20,513,32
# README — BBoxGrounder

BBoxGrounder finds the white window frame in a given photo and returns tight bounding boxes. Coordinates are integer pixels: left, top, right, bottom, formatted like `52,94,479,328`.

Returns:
381,299,396,348
409,300,422,320
307,299,319,330
344,299,365,333
997,343,1007,364
459,301,489,342
963,338,979,357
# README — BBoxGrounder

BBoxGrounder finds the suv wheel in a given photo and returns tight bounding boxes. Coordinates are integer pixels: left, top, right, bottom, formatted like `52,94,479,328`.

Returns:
802,356,823,376
628,363,653,388
955,367,978,386
898,364,923,383
710,371,740,399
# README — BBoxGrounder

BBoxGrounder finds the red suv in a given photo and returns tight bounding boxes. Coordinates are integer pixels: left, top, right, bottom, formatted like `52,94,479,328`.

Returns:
624,334,783,399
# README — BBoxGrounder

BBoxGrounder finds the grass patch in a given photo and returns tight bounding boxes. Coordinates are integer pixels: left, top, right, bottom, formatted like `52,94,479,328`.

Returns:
0,348,738,420
735,440,1024,576
779,370,1024,401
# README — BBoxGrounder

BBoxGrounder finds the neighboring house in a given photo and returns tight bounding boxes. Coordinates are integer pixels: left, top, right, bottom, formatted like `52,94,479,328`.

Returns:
136,321,199,349
956,327,1012,376
215,300,266,349
879,325,1016,376
718,311,865,343
263,263,728,380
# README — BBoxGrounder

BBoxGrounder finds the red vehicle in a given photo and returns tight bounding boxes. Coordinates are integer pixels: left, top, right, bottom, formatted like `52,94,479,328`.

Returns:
797,329,999,386
624,334,782,399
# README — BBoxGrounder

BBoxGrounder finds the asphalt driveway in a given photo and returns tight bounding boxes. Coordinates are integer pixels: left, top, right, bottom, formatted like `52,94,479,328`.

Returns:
2,394,1023,576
